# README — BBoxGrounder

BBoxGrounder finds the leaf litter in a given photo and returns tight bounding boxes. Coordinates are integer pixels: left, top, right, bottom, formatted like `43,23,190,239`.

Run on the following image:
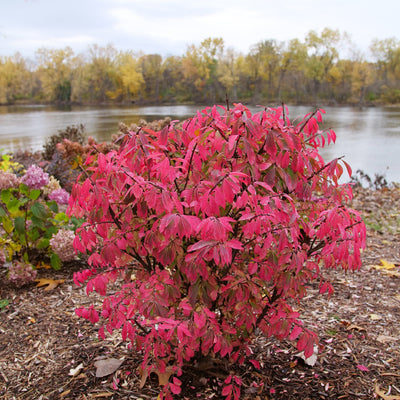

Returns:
0,186,400,399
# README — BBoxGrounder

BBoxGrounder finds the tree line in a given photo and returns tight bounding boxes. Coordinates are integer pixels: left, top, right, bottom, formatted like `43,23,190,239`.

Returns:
1,28,400,106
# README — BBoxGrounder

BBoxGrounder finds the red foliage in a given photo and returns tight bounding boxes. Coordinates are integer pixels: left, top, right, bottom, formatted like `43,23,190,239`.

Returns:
68,104,366,399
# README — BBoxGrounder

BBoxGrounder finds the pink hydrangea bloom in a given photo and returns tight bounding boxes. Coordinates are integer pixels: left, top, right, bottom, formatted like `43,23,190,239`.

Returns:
50,229,76,261
8,261,37,287
48,188,70,205
21,165,49,189
0,171,20,189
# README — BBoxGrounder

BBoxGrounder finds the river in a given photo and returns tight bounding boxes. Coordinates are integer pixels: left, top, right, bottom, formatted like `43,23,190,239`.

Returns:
0,104,399,183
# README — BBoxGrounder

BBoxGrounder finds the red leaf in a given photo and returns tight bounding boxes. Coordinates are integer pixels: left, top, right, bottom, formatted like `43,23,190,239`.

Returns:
187,240,217,252
265,130,277,155
222,384,232,396
304,341,314,358
249,359,260,369
170,377,182,394
248,263,258,275
194,311,206,329
289,325,303,341
343,159,352,177
159,125,169,146
297,333,308,352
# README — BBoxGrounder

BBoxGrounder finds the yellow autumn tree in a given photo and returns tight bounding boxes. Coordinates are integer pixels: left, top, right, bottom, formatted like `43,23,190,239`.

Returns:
112,51,144,101
35,47,74,102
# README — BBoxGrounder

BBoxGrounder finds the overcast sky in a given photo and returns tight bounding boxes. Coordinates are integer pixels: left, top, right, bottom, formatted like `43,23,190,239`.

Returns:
1,0,400,59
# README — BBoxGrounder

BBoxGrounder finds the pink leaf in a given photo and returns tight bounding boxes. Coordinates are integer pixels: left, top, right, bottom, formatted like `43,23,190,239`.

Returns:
222,384,232,396
357,364,369,372
289,325,303,341
297,333,308,352
170,377,182,394
249,359,260,369
194,311,206,329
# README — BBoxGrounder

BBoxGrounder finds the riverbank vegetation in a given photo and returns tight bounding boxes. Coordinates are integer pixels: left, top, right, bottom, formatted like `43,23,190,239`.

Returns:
2,28,400,106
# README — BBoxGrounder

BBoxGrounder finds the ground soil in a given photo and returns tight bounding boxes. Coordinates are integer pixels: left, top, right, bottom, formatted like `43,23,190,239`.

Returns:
1,187,400,400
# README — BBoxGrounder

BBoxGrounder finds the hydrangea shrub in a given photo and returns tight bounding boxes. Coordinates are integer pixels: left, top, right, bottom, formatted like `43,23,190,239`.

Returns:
0,164,77,272
69,104,366,399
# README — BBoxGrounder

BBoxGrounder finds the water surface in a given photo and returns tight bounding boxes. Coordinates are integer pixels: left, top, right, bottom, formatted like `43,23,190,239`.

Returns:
0,104,399,183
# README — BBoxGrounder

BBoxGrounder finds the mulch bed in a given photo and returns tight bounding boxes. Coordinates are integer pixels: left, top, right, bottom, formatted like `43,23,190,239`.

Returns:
1,186,400,400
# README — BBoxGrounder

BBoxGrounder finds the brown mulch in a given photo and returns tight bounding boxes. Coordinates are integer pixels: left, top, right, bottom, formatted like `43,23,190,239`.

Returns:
1,187,400,400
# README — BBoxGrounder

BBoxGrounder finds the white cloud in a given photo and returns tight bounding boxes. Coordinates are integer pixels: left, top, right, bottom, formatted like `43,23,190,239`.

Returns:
1,0,400,57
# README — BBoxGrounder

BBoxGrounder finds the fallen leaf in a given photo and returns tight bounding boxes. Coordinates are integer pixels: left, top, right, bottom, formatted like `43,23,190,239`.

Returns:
372,259,396,271
384,270,400,278
296,345,318,366
157,367,175,386
35,278,65,291
346,324,366,331
371,259,400,277
375,383,400,400
139,365,175,388
138,367,148,389
357,364,369,372
370,314,383,320
69,363,84,376
94,358,124,378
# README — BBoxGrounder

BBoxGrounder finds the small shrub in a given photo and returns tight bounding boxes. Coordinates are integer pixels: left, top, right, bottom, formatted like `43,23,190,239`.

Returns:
351,169,394,190
0,152,25,175
6,149,44,173
0,164,78,272
46,135,119,192
69,104,366,399
42,124,86,161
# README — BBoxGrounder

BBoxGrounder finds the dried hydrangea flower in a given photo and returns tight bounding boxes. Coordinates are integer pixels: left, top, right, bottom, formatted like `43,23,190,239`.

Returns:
21,165,49,189
50,229,76,261
42,175,61,196
7,261,37,287
0,170,21,190
48,188,70,205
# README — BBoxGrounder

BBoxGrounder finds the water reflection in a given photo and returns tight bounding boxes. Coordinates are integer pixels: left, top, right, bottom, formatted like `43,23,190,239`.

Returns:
0,104,399,183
